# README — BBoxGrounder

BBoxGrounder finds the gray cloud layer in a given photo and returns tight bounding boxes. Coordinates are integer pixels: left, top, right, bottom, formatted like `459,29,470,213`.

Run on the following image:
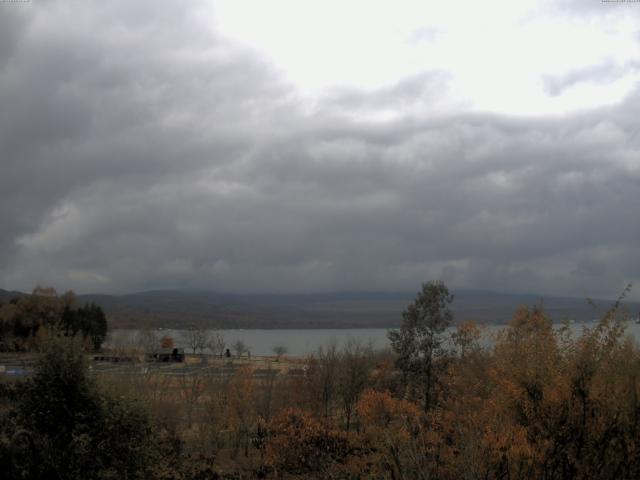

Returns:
1,1,639,299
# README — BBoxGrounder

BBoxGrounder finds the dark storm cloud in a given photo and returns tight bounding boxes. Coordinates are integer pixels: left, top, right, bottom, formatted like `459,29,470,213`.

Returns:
1,0,639,299
0,0,291,264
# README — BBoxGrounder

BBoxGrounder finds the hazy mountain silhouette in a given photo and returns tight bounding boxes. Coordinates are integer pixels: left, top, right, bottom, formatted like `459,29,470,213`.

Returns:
2,288,636,329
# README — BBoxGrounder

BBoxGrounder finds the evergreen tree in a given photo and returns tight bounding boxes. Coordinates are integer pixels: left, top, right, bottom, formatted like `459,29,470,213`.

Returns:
388,280,453,411
12,336,155,479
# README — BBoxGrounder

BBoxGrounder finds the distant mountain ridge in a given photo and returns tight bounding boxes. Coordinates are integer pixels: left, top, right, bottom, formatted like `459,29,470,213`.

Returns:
3,288,638,329
0,289,26,303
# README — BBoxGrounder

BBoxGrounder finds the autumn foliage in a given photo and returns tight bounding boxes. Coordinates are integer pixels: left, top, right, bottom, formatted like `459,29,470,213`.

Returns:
265,407,349,475
3,285,640,479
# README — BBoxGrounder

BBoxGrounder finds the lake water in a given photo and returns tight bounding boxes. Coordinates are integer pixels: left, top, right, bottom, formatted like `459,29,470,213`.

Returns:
107,320,640,357
108,328,392,356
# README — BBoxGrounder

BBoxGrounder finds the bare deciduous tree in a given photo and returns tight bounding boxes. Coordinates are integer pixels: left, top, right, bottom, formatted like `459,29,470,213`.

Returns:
306,342,339,418
136,325,159,355
272,345,287,361
208,330,226,357
233,339,248,358
186,323,210,355
338,339,373,430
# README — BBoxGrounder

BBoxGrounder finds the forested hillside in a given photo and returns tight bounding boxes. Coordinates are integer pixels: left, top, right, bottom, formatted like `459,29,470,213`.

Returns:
35,289,640,328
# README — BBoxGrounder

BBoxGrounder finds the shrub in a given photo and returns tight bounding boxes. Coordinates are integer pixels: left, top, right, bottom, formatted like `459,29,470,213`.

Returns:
10,336,156,479
265,407,349,475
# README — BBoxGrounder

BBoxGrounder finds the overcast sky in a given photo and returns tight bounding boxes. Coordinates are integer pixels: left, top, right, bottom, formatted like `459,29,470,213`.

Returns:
1,0,639,299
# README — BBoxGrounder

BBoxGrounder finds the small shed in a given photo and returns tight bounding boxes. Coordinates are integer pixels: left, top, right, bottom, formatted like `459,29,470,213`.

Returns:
153,348,185,363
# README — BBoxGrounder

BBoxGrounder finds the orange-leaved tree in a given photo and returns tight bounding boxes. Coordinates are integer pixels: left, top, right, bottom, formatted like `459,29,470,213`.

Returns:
265,407,349,476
